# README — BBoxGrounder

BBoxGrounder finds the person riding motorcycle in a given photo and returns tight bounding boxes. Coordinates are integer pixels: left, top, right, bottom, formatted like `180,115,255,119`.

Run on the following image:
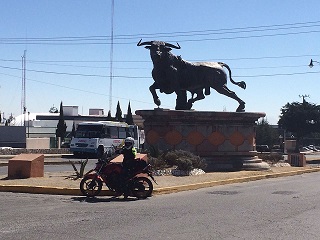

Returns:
117,137,137,174
115,137,137,196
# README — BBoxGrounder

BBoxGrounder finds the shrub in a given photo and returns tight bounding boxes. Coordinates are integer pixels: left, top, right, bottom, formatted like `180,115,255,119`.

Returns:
147,155,168,170
175,158,193,172
69,159,88,180
147,148,207,171
163,150,207,170
148,145,161,158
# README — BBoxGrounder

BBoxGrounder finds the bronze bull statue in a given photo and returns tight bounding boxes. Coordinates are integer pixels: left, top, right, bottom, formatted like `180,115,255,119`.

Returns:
137,39,246,112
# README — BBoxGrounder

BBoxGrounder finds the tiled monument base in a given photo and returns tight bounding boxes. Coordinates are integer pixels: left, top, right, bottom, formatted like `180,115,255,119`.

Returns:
136,109,269,171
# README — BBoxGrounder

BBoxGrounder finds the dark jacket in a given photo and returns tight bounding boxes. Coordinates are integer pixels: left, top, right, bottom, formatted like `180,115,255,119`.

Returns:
119,146,137,169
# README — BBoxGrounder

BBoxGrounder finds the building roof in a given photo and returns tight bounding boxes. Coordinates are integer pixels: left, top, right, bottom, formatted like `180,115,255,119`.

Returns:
12,113,59,126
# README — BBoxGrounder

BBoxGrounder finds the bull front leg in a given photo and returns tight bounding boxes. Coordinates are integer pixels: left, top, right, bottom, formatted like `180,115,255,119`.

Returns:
149,83,161,107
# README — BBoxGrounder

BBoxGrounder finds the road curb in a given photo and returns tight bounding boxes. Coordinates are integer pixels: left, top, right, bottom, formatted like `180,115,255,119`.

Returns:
153,168,320,195
1,168,320,196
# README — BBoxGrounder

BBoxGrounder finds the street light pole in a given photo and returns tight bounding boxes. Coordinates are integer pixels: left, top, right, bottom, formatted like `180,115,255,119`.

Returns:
27,112,30,138
309,59,320,68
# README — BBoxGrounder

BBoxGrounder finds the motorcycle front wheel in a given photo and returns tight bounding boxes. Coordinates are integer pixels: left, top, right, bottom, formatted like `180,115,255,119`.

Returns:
130,177,153,199
80,176,102,197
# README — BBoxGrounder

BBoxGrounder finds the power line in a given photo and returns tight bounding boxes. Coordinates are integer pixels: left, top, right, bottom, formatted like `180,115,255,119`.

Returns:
1,68,319,113
1,20,320,45
1,53,319,65
1,20,320,40
235,71,320,78
1,28,319,45
0,71,159,107
115,22,320,40
0,52,319,75
1,64,319,79
114,20,320,38
0,65,150,78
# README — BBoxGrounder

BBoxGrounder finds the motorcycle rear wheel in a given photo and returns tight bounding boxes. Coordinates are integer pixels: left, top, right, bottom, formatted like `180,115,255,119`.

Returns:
80,176,102,197
131,177,153,199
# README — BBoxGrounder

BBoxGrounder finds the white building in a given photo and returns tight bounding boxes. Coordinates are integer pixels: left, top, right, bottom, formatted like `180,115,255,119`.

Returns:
11,106,111,138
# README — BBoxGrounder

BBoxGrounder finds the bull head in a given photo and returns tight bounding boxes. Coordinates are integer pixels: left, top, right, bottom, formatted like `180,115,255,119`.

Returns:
137,39,181,50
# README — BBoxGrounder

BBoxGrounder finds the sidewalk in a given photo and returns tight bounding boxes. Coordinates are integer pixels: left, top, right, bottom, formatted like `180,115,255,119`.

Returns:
1,154,320,196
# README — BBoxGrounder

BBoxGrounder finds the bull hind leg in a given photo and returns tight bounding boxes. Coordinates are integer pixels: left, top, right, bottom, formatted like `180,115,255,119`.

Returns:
214,85,245,112
187,89,205,109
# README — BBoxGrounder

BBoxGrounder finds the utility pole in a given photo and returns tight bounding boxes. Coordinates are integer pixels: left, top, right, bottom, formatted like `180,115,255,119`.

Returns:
21,50,27,126
109,0,114,114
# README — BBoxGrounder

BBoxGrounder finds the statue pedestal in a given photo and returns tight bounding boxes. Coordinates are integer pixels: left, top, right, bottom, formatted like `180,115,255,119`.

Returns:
136,109,269,171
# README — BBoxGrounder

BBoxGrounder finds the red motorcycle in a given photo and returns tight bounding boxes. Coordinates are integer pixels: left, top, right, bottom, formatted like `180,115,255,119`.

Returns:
80,154,157,199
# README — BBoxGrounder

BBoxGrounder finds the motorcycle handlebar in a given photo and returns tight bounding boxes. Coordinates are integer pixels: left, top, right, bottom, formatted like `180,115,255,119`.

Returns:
97,153,121,164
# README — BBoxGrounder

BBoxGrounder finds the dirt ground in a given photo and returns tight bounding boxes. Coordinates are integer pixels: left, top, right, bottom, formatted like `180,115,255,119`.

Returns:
0,166,317,190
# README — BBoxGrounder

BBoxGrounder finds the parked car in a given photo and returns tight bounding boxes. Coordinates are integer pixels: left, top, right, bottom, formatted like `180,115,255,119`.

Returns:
61,140,70,148
299,147,314,154
61,133,72,148
256,145,270,152
271,145,282,153
307,145,320,152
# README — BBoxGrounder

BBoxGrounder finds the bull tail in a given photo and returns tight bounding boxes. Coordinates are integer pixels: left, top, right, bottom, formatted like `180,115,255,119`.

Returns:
218,62,246,90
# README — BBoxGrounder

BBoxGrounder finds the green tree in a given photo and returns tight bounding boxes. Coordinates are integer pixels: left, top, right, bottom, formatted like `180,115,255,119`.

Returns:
115,101,123,122
125,101,134,125
106,110,113,121
256,118,278,147
71,121,76,137
5,113,14,126
56,101,67,141
278,101,320,152
49,105,58,113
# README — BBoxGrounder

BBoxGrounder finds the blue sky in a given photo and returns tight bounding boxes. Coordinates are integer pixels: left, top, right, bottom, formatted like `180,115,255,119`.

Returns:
1,0,320,124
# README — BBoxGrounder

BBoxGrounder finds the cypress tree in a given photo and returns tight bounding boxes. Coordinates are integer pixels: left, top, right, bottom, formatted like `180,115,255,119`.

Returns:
115,101,123,122
56,101,67,141
106,110,113,121
71,121,76,137
125,101,134,125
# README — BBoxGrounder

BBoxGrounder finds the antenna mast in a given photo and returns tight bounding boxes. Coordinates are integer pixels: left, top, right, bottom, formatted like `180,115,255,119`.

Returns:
109,0,114,114
299,94,309,103
21,50,26,125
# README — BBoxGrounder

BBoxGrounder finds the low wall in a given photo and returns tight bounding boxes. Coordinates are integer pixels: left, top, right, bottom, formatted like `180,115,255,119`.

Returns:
0,126,26,148
26,138,50,149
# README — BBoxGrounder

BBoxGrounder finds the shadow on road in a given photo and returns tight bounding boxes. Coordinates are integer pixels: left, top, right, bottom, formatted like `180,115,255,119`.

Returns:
71,196,141,203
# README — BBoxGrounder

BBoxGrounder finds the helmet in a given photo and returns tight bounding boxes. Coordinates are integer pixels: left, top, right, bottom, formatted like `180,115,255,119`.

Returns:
124,137,134,149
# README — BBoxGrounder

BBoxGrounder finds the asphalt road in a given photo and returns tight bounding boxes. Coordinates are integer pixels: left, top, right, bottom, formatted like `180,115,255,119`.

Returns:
1,171,320,239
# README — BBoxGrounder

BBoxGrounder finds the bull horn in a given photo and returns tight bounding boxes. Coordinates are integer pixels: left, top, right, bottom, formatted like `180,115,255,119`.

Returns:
164,42,181,49
137,39,153,46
